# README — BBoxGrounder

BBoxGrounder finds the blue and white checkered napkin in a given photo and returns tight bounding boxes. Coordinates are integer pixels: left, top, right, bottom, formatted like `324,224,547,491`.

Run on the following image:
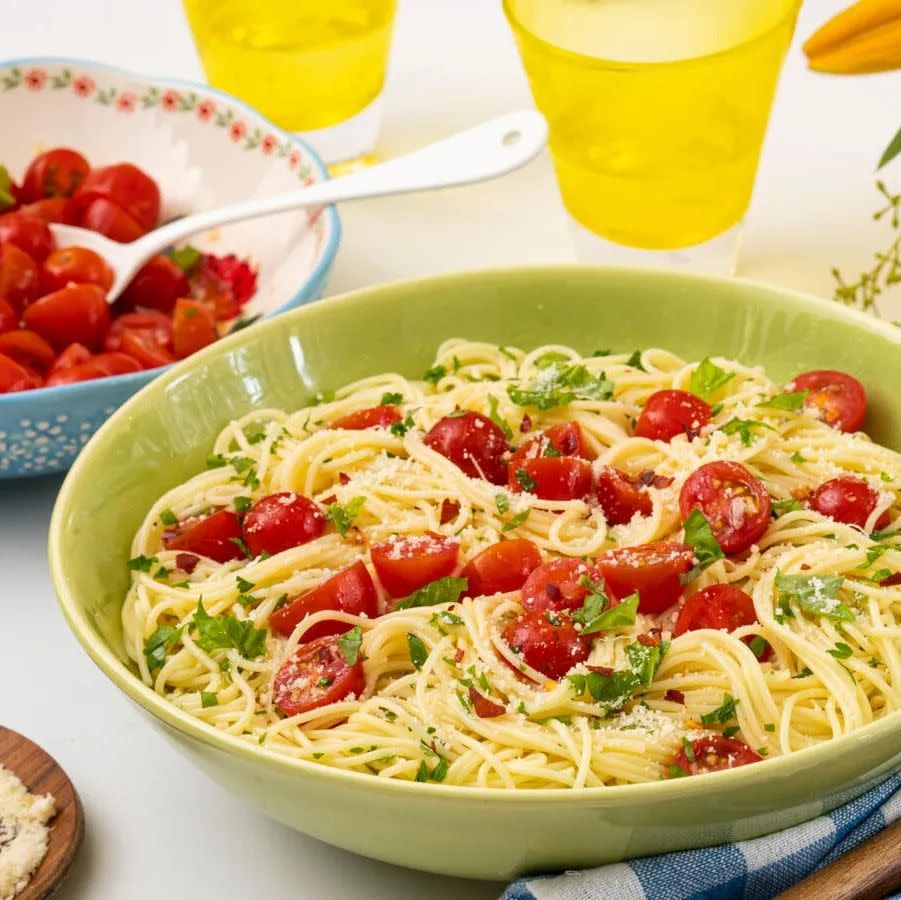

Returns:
502,773,901,900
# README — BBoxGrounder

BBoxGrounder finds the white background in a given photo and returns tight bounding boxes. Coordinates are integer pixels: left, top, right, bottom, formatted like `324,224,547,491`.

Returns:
1,1,898,898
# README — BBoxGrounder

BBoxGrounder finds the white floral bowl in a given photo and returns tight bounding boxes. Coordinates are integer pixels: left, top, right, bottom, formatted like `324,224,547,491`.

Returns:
0,57,340,479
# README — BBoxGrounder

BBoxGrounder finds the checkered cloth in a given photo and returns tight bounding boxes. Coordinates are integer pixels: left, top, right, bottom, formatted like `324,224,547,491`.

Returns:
502,773,901,900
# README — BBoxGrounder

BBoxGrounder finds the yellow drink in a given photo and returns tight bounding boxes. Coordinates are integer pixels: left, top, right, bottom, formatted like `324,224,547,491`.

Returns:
505,0,800,254
183,0,396,152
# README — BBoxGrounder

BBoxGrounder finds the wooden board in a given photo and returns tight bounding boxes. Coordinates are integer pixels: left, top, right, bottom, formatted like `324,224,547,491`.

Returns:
0,727,84,900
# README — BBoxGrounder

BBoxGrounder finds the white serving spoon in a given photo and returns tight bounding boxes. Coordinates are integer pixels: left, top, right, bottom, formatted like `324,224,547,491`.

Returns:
49,110,548,303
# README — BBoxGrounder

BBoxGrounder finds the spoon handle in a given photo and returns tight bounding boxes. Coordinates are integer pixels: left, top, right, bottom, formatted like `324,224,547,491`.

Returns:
136,110,547,256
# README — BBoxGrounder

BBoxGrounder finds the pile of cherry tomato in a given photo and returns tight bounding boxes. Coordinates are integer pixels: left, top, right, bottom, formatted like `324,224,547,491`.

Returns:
156,366,896,775
0,147,257,393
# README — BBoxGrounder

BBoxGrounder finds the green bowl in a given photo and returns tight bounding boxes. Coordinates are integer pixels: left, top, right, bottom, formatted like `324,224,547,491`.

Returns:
49,267,901,881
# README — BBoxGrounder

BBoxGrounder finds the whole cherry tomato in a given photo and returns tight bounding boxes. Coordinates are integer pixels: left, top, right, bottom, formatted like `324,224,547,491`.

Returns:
0,212,54,261
172,298,217,358
117,255,189,314
41,246,113,293
634,390,711,442
20,148,90,202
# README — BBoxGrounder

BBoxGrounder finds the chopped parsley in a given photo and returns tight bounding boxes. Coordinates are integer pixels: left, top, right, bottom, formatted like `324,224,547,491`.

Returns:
128,554,158,573
430,610,464,629
487,394,513,439
338,625,363,665
200,691,219,708
700,693,739,725
789,450,807,464
325,496,366,537
495,493,510,514
689,358,734,400
859,545,887,568
681,736,696,762
236,576,255,593
233,495,253,514
748,636,770,660
407,633,428,670
507,362,614,410
191,601,267,658
143,624,184,671
567,639,668,711
764,723,776,733
681,509,725,582
502,509,530,532
534,350,570,369
423,365,446,386
571,580,639,635
515,469,537,492
757,391,808,412
0,166,15,210
774,572,853,622
160,508,178,526
381,391,403,405
169,244,202,274
390,413,415,437
870,528,897,542
771,497,804,515
395,576,468,611
827,642,853,660
721,417,774,447
626,350,646,371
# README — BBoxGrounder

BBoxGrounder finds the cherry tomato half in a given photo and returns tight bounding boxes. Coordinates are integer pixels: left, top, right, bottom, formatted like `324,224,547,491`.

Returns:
163,508,245,563
0,212,54,261
501,609,590,680
242,492,326,557
120,329,175,369
20,147,90,202
0,299,17,334
520,557,605,612
49,342,92,372
0,330,56,372
41,245,113,293
673,584,758,636
23,283,110,352
104,311,172,353
0,352,41,393
673,736,762,776
77,197,144,243
461,539,542,597
809,476,889,530
594,466,653,525
790,370,866,434
172,298,217,359
269,561,379,641
423,411,508,484
634,389,711,442
510,456,592,501
273,633,366,717
18,197,77,225
508,421,593,470
329,405,403,430
0,242,41,311
117,254,189,314
44,352,142,386
679,461,771,555
370,533,460,598
596,542,694,615
73,162,161,231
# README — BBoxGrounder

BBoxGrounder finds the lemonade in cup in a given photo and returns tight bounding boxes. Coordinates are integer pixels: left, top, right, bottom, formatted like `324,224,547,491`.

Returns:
183,0,397,167
504,0,802,271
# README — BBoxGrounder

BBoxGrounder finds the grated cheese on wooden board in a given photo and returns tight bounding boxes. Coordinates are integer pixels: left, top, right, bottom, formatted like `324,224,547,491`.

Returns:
0,764,55,900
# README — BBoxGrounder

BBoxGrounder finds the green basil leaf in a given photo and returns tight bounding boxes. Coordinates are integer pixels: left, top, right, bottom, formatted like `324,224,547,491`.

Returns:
395,577,468,611
690,358,734,400
192,600,267,658
757,391,808,411
681,509,724,582
407,633,428,669
338,625,363,665
774,572,852,622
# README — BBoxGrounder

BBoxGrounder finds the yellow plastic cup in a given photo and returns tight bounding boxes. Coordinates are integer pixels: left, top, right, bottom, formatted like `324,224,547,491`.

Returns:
504,0,802,271
183,0,397,166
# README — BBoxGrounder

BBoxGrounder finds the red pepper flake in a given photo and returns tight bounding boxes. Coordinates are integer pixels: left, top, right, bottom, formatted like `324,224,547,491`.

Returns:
338,472,350,485
586,665,615,676
175,553,199,573
637,632,660,647
665,689,685,704
638,469,674,489
440,499,461,524
468,686,506,718
454,646,465,663
519,414,532,434
800,563,811,571
881,572,901,586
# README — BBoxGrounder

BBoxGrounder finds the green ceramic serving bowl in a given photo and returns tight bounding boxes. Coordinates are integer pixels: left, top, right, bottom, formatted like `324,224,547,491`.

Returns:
49,267,901,880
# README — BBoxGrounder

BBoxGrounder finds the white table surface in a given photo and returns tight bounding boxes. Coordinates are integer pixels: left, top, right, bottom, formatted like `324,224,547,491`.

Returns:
1,1,898,898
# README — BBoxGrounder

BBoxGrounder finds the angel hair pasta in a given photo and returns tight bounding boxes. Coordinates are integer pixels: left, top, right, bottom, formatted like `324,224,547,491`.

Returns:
122,340,900,789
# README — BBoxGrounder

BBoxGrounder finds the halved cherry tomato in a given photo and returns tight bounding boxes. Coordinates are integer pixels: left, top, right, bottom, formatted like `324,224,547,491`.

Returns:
0,330,56,372
50,342,92,372
674,584,758,636
163,508,245,562
329,405,402,430
0,212,54,261
520,557,605,612
809,475,889,530
242,492,325,557
634,389,711,442
423,411,508,484
117,255,189,314
269,561,378,640
19,197,76,225
172,298,217,359
44,351,141,386
20,148,90,202
508,421,593,471
501,609,590,680
0,352,41,392
596,542,694,615
77,197,144,242
23,283,110,351
789,370,866,434
468,686,506,718
273,633,365,717
73,163,160,231
673,736,762,776
370,533,460,598
0,243,41,311
595,466,653,525
510,457,592,501
120,328,175,369
461,539,542,597
0,299,17,334
679,461,771,555
104,311,173,353
41,245,113,293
